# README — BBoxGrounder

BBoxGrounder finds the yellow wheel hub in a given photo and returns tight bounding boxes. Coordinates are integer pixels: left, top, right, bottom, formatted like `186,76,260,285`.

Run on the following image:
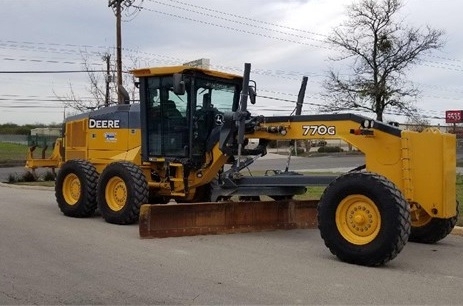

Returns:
63,173,81,205
105,176,127,212
336,195,381,245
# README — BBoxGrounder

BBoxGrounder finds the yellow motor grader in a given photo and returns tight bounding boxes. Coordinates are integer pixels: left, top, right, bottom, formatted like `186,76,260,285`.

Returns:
26,63,458,266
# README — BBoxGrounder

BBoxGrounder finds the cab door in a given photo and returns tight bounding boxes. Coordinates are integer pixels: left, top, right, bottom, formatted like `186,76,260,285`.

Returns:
145,77,189,158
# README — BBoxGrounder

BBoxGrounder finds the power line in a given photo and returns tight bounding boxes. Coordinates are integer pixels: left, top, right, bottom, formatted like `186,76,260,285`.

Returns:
147,0,328,44
148,0,462,71
139,2,463,71
1,38,462,75
0,56,103,67
139,7,328,50
149,0,327,38
141,0,463,68
0,22,460,117
0,70,107,74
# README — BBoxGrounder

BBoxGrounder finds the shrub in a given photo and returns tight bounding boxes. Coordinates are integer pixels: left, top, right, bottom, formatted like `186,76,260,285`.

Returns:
7,173,18,183
42,171,56,181
21,171,37,182
318,146,343,153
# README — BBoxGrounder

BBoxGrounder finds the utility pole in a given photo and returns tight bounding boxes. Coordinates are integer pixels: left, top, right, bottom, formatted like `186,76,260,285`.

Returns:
108,0,134,104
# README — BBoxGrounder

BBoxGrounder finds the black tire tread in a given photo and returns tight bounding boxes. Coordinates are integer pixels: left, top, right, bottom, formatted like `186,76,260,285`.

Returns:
55,159,98,218
97,161,148,225
409,204,459,244
317,172,411,266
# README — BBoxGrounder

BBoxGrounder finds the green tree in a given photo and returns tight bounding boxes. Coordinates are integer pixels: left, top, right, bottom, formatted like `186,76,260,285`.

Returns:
322,0,444,121
0,123,60,135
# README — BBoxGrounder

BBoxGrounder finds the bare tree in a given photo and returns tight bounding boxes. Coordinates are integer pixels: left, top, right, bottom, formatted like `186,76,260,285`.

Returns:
124,52,150,102
321,0,444,121
405,114,431,132
54,82,91,113
54,52,116,113
54,51,142,115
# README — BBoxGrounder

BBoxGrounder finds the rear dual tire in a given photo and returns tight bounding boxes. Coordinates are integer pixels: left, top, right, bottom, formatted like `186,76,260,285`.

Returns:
56,160,148,225
97,161,149,225
55,159,98,218
409,203,459,244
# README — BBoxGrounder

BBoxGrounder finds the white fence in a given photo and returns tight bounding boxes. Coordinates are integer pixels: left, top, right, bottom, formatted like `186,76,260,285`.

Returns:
0,135,28,145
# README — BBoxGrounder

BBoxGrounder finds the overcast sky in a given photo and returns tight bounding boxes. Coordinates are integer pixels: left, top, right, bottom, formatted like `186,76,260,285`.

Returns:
0,0,462,125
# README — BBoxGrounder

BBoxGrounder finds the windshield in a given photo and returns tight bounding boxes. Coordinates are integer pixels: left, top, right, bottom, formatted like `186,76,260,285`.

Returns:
194,78,238,112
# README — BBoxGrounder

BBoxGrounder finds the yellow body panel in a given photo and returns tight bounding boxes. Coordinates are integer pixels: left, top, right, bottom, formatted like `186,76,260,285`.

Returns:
62,115,142,173
400,129,456,218
131,65,240,80
251,118,456,219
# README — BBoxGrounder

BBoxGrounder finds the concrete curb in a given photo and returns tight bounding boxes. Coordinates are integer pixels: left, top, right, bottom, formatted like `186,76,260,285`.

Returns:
452,226,463,236
0,182,54,191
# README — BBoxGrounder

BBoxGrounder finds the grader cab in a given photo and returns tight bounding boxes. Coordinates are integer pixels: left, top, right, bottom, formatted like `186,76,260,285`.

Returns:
26,63,458,266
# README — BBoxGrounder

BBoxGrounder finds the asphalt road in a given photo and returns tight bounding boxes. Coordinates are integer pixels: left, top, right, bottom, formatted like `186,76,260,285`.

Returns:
1,184,463,305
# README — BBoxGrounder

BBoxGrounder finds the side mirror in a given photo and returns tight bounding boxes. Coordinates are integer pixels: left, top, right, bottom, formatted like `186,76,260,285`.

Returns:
173,73,186,95
248,82,257,105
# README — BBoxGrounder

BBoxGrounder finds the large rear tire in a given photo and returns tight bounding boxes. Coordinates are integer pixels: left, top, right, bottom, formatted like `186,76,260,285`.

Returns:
317,172,410,266
97,161,148,225
409,203,459,244
55,159,98,218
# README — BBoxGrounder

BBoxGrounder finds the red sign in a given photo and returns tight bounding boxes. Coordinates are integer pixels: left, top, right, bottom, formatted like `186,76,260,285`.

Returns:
445,110,463,123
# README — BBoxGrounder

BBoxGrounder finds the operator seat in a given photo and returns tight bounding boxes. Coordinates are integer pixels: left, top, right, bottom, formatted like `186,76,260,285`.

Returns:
164,100,182,118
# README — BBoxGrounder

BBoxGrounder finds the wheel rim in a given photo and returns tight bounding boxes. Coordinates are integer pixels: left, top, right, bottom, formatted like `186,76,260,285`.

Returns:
62,173,81,205
335,194,381,245
105,176,127,212
411,207,432,227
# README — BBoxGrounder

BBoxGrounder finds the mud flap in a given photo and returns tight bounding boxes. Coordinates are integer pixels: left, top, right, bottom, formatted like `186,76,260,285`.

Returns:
139,200,318,238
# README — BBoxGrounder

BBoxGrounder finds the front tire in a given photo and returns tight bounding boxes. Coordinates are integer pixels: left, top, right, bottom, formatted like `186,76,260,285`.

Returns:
317,172,410,266
97,161,149,225
55,159,98,218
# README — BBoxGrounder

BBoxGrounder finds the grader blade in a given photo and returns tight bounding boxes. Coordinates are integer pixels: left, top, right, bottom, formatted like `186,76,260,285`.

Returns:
139,200,318,238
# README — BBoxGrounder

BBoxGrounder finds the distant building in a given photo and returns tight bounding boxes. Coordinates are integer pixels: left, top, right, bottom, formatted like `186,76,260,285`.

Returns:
30,128,61,137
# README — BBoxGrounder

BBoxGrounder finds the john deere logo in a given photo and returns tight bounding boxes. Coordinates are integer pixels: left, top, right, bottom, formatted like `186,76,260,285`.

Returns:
88,119,120,129
214,114,224,125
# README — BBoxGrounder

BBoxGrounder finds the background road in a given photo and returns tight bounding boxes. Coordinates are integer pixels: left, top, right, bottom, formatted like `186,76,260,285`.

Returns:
0,153,365,183
2,150,462,182
248,152,365,172
1,184,463,304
